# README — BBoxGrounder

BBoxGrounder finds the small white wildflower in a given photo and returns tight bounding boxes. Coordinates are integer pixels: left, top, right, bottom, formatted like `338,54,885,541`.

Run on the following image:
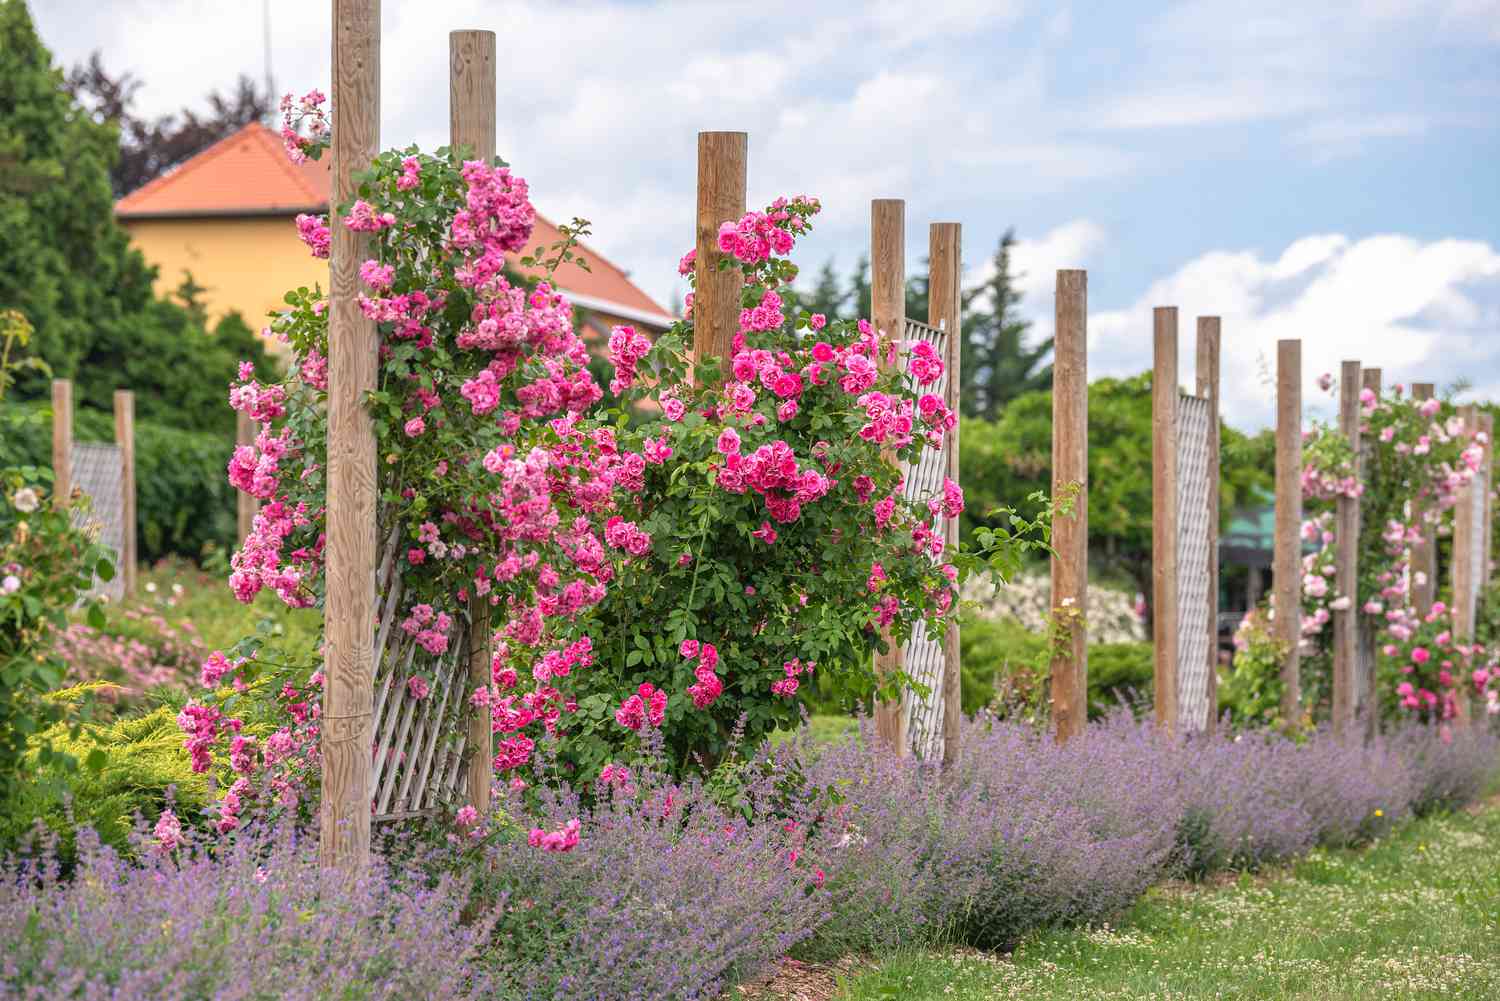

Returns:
1,574,19,594
11,487,39,513
145,581,158,593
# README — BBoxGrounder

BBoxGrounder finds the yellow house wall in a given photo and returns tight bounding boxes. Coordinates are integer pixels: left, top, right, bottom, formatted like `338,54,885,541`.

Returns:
121,215,328,333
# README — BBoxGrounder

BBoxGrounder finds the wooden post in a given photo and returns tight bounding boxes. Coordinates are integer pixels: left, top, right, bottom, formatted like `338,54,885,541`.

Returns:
1452,403,1484,728
1051,271,1088,744
929,222,963,767
1359,368,1381,739
51,379,72,508
1411,383,1437,616
1274,340,1302,727
1332,359,1361,736
113,390,136,598
322,0,380,871
693,132,748,375
451,27,496,816
1152,307,1180,735
236,411,258,543
1197,317,1221,732
1482,413,1494,593
871,198,907,754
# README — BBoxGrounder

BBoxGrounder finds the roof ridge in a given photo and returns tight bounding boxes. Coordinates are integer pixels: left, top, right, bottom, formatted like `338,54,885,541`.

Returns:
115,122,263,212
247,122,327,204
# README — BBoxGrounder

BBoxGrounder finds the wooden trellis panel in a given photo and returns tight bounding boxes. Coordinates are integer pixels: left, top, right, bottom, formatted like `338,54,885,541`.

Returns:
1175,393,1214,731
900,316,953,760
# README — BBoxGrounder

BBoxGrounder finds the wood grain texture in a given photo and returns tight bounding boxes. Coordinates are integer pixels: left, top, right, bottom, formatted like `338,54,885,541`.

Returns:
929,222,963,767
1275,340,1302,727
322,0,380,871
1359,368,1382,740
450,28,496,817
236,411,258,544
1332,359,1361,737
1051,270,1088,745
1410,383,1437,616
1196,318,1221,733
1451,403,1481,728
870,198,907,754
51,379,71,507
1482,413,1494,597
113,390,136,598
693,132,747,374
1152,308,1179,735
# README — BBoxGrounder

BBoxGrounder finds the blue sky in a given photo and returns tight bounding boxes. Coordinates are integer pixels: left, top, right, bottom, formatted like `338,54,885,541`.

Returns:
33,0,1500,428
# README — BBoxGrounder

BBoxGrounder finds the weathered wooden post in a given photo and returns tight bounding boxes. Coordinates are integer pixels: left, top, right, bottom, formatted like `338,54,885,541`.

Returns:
236,412,258,543
1197,317,1221,732
1051,270,1088,744
1332,359,1362,736
450,27,496,817
871,198,908,754
1411,383,1437,616
113,390,136,598
1274,340,1302,727
323,0,381,871
1451,403,1487,728
929,221,964,767
1358,368,1381,739
1152,307,1180,735
694,132,748,373
51,379,71,507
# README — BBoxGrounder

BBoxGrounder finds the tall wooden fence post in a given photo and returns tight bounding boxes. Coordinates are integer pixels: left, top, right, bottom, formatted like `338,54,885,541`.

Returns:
1274,340,1302,727
871,198,908,754
1051,270,1088,744
1152,308,1180,735
236,412,259,543
694,132,748,375
322,0,381,871
113,390,136,598
1411,383,1437,616
451,27,497,817
1358,368,1381,739
929,221,963,767
1332,359,1362,736
1452,403,1486,729
51,379,72,508
1197,317,1221,732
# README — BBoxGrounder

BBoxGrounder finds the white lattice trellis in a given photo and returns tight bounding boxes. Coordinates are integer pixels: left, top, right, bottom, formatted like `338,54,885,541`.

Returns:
1175,394,1213,731
369,528,475,821
899,317,952,759
69,443,125,602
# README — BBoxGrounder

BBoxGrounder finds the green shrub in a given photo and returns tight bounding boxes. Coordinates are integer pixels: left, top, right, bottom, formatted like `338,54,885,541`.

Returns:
0,706,211,862
960,615,1154,718
1,401,238,563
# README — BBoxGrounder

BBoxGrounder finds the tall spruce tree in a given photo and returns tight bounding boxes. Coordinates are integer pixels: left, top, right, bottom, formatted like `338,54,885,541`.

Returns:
962,230,1051,421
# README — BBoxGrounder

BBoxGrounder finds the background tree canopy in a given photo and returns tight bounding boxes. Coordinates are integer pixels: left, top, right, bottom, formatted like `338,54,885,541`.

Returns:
0,0,273,436
961,373,1275,599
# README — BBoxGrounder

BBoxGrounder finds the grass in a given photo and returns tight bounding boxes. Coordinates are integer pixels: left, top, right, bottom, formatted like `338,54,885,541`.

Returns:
131,556,321,658
832,801,1500,1001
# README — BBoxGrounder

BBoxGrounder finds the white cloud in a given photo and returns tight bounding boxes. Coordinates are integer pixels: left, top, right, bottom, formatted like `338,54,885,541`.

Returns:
1084,234,1500,429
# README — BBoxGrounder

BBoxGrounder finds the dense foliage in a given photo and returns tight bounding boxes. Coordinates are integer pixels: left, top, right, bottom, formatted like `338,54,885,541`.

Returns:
961,374,1274,601
0,0,274,434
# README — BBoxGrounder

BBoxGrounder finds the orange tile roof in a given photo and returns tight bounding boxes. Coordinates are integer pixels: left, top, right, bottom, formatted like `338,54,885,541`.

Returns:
115,123,674,326
115,122,328,218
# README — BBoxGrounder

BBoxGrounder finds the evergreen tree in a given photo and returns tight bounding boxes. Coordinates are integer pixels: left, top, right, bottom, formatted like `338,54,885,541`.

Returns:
0,0,271,434
962,230,1051,420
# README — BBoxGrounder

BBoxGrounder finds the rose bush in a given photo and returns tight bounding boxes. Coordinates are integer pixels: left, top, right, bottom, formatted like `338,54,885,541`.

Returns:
1296,376,1495,725
181,92,1045,824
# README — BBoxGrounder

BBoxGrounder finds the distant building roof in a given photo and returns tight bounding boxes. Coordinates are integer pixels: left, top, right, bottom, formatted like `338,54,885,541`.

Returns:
115,122,674,329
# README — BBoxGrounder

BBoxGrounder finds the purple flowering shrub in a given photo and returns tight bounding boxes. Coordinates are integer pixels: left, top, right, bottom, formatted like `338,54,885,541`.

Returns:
4,716,1493,1000
1,821,494,1000
468,750,826,999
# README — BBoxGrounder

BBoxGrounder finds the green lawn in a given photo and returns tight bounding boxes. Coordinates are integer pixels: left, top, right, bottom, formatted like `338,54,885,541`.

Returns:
834,802,1500,1001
